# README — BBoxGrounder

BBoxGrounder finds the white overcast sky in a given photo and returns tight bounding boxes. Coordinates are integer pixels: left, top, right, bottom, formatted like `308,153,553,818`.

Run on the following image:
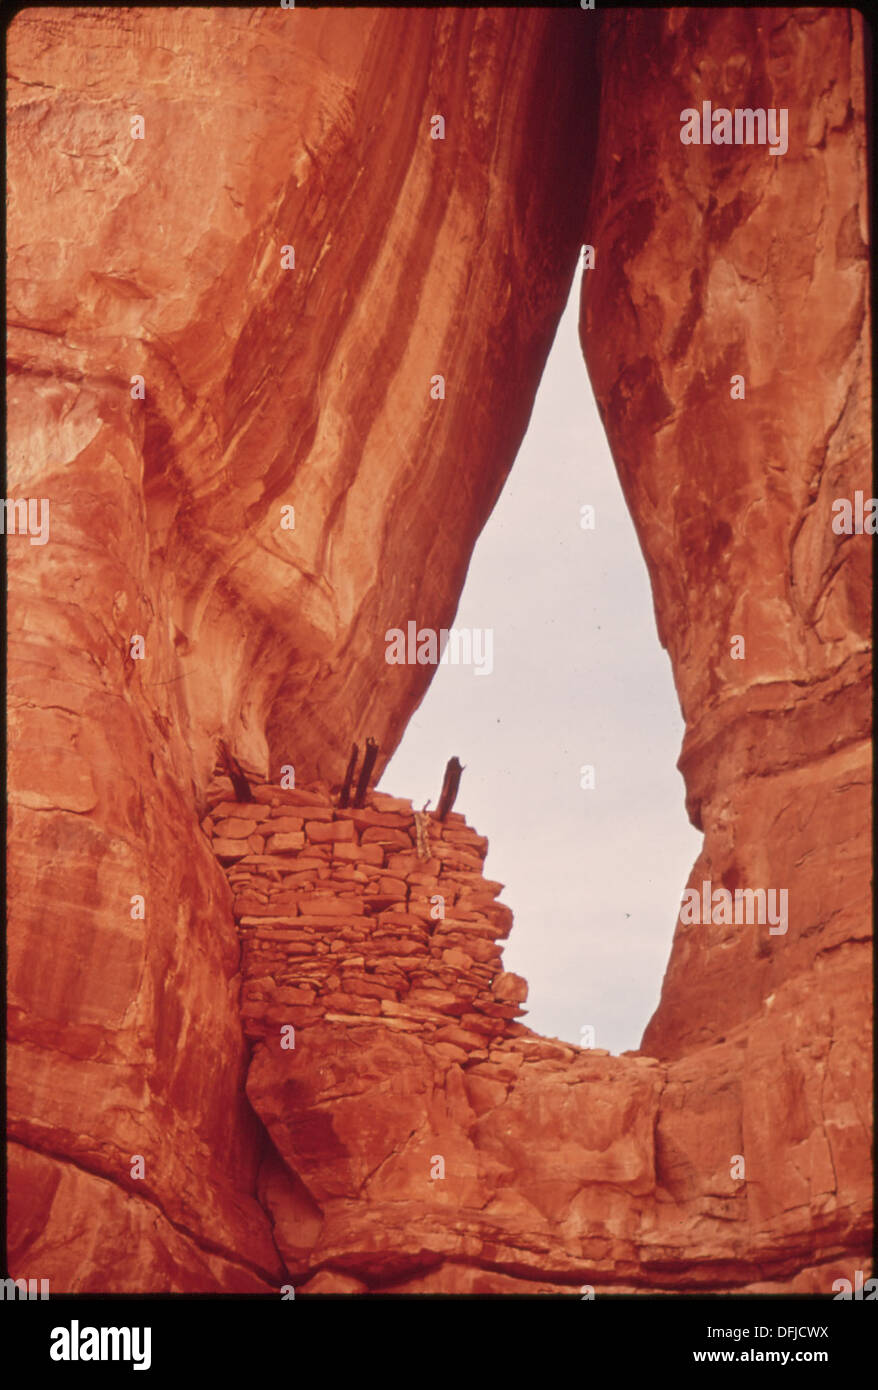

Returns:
380,274,703,1056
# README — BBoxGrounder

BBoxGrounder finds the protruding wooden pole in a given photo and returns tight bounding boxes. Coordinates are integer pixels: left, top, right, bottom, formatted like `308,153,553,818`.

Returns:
353,737,379,808
338,743,359,808
436,756,464,821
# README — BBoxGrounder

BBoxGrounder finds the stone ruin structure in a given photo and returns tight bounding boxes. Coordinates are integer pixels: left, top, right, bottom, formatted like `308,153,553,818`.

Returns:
6,7,871,1293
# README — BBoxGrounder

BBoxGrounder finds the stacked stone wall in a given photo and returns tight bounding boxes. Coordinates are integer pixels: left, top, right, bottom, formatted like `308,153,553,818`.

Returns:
202,774,532,1054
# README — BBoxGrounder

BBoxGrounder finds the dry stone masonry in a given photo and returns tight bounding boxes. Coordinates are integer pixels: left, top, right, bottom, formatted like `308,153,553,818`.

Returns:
203,773,534,1057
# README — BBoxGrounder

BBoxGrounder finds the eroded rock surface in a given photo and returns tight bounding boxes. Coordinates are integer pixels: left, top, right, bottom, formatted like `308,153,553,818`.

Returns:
581,6,871,1062
210,778,868,1293
6,7,597,1291
6,6,870,1293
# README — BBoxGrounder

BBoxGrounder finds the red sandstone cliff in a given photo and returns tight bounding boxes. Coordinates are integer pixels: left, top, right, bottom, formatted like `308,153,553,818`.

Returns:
6,7,871,1293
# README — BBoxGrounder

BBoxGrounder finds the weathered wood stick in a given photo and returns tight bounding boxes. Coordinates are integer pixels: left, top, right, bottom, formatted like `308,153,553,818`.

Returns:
436,756,464,821
338,742,359,808
353,737,379,808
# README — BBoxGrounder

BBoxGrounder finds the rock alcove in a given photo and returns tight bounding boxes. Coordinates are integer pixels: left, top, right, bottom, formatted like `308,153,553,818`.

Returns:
6,7,871,1291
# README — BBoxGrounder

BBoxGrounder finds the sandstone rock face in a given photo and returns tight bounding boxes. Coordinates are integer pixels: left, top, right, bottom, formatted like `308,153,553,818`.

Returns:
581,5,871,1061
6,7,596,1291
211,776,869,1292
8,4,596,789
579,3,872,1281
6,7,870,1293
